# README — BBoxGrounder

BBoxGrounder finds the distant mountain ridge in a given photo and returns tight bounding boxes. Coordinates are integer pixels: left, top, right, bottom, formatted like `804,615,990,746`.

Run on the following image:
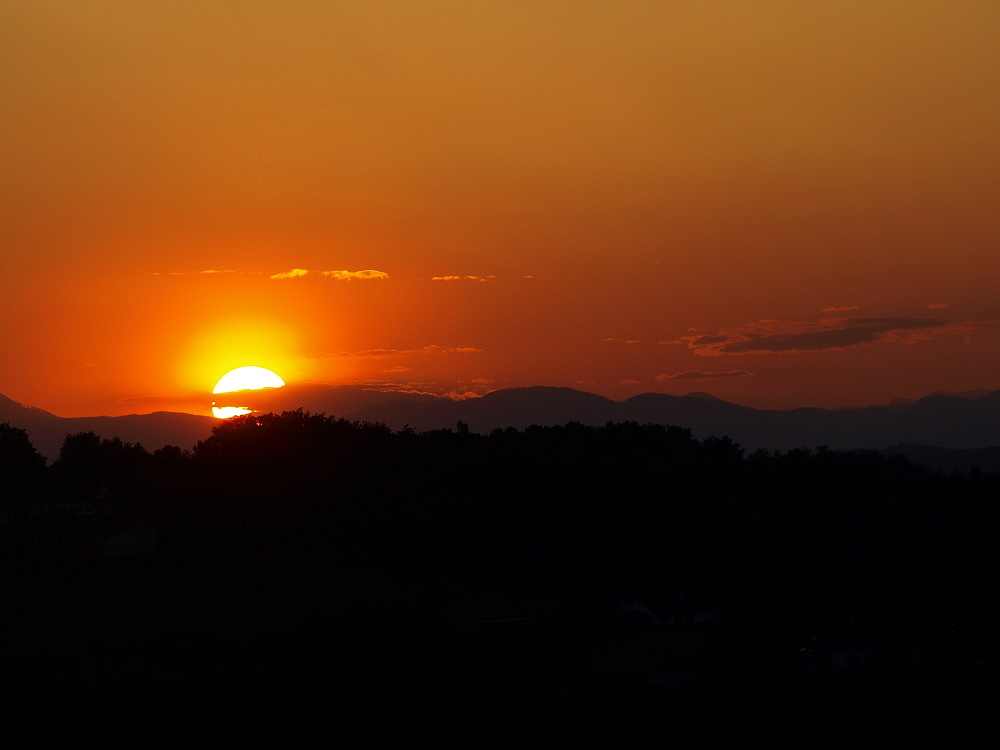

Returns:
0,394,215,463
347,386,1000,455
3,386,1000,471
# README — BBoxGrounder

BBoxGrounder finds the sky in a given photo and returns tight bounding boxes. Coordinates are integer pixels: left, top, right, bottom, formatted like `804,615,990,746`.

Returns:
2,1,999,417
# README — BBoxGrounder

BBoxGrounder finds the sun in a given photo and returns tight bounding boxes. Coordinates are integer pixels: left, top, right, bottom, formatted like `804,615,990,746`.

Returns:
213,366,286,394
212,366,286,418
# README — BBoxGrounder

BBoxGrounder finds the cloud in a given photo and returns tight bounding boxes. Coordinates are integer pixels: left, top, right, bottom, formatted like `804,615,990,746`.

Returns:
332,344,484,359
602,337,640,344
821,305,861,312
269,268,389,281
431,275,495,282
656,370,754,381
350,380,488,400
927,303,949,309
335,348,397,358
619,378,642,385
270,268,310,280
341,377,501,401
679,317,972,356
321,269,389,281
446,391,484,400
416,344,484,354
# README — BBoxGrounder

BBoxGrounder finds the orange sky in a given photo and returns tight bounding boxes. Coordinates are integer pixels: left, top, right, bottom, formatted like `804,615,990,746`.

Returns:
2,1,999,417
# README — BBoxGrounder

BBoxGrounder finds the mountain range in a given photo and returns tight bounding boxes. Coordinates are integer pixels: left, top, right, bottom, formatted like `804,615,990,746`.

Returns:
4,386,1000,472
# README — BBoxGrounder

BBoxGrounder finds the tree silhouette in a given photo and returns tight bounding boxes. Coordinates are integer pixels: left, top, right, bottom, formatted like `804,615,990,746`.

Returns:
0,422,45,477
50,432,150,509
0,423,45,508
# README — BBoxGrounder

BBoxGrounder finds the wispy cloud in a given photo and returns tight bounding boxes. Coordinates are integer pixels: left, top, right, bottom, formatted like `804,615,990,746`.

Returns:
269,268,389,281
322,269,389,281
619,378,642,385
411,344,483,355
656,370,755,381
350,380,488,400
821,305,861,312
269,268,310,280
155,267,387,281
602,337,641,344
679,317,972,356
431,275,496,282
331,344,485,359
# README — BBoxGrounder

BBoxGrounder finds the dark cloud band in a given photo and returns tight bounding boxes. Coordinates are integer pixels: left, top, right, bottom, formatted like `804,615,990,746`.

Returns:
656,370,754,381
682,317,969,356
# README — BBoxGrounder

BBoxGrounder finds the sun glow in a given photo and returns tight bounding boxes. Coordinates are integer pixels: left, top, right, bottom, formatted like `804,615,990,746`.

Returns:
212,366,286,418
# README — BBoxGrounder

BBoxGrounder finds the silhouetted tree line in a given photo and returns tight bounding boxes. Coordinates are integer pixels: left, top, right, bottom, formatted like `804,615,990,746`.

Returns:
3,411,999,625
6,412,1000,743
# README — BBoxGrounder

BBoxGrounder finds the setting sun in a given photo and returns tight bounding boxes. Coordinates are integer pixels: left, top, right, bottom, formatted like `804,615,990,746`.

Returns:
213,366,286,394
212,366,286,418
